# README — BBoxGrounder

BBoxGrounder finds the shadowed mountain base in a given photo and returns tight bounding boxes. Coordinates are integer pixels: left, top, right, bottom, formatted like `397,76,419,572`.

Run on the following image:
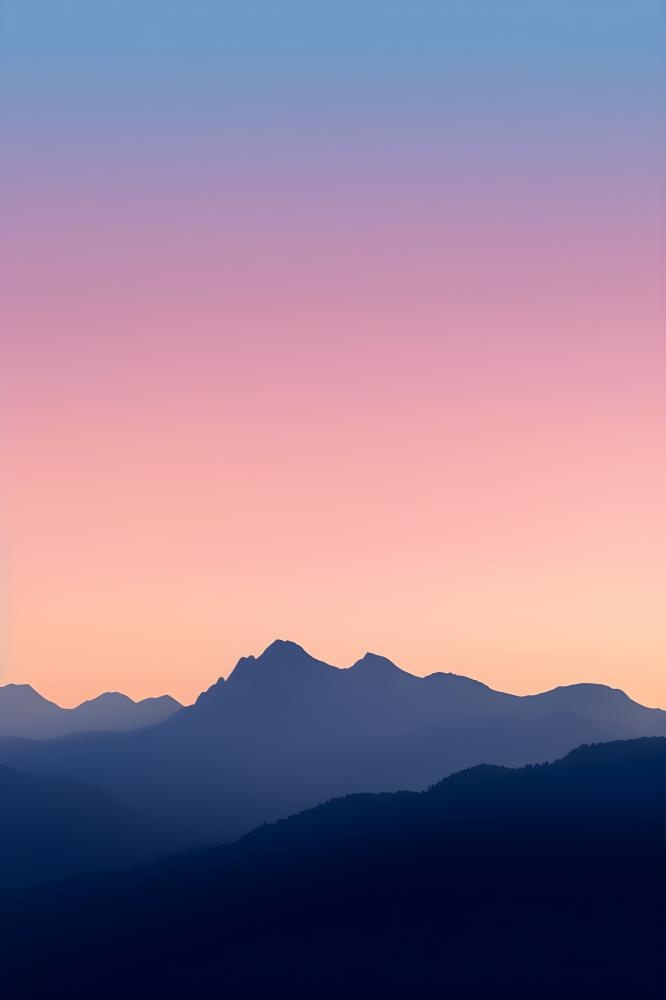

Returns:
1,738,664,998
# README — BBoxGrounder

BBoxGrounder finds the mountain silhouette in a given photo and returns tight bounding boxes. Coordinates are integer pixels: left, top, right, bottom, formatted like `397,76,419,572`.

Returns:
0,763,152,887
0,639,664,857
0,737,663,998
0,684,181,738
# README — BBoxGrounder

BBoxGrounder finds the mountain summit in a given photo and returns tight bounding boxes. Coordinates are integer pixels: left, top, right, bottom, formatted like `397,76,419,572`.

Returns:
349,652,409,676
1,639,665,858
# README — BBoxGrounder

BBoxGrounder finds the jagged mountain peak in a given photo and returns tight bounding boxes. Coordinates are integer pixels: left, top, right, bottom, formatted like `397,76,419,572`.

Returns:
261,639,310,658
78,692,136,708
349,652,408,676
227,640,332,682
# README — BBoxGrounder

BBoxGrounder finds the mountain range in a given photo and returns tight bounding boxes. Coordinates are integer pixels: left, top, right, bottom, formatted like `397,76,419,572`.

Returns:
0,684,182,738
0,639,664,876
1,737,664,998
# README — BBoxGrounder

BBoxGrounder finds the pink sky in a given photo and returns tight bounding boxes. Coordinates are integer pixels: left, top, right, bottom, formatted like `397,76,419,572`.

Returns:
3,2,665,706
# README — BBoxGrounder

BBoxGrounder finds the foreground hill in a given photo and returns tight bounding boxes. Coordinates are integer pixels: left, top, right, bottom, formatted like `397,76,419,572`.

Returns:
0,641,664,858
1,738,664,998
0,684,181,738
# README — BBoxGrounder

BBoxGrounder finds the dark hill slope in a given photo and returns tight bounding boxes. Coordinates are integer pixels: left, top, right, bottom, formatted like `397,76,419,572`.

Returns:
1,738,664,999
0,764,152,887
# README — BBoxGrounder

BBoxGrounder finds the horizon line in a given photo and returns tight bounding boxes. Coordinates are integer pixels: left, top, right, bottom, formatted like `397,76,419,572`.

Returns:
2,638,664,713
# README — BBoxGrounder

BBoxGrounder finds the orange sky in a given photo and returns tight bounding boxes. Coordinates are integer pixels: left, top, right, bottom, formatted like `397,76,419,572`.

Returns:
3,2,665,708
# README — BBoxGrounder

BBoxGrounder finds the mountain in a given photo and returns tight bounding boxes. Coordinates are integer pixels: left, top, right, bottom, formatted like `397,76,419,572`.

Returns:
0,684,182,738
64,692,182,732
0,763,152,887
0,639,664,856
0,738,664,998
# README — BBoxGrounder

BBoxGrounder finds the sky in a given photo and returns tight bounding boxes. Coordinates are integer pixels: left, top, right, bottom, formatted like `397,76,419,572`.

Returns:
2,1,665,707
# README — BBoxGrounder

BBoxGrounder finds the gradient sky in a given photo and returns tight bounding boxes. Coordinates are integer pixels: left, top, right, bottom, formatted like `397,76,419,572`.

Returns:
2,1,665,707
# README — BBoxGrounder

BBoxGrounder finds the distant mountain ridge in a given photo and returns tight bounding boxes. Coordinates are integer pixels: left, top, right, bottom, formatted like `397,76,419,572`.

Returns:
0,639,664,861
0,684,182,739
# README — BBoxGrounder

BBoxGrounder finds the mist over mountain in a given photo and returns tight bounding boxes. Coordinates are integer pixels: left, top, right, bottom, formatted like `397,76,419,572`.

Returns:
0,764,151,887
1,738,664,998
0,684,182,739
0,640,664,862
